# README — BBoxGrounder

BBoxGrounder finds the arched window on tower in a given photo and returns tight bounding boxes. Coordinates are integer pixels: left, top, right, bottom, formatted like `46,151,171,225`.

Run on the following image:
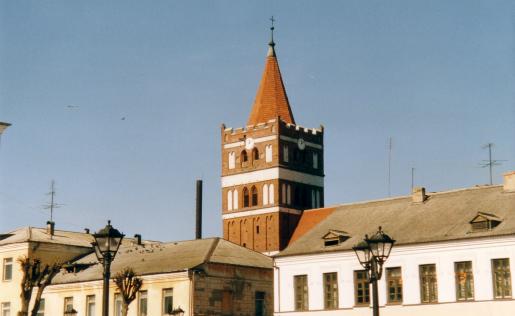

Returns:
227,190,233,211
287,184,292,205
294,186,301,207
251,186,258,206
243,187,250,208
316,190,321,208
241,150,248,167
233,189,239,210
313,152,318,169
269,184,274,204
253,148,259,162
281,184,286,204
265,145,273,162
262,184,269,205
228,152,236,169
311,190,316,209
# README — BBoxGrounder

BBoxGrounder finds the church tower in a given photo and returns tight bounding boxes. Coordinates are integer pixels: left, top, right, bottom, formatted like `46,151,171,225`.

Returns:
221,25,324,254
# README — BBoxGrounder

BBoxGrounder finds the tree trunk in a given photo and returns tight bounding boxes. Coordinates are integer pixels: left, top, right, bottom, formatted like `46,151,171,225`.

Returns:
18,296,29,316
122,303,129,316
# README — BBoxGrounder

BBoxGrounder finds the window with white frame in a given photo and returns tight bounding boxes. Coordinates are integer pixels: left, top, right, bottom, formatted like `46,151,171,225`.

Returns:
228,152,236,169
265,145,272,162
86,295,95,316
492,258,512,299
1,302,10,316
63,297,74,315
36,298,45,316
138,291,148,316
162,288,173,314
114,293,123,316
2,258,13,281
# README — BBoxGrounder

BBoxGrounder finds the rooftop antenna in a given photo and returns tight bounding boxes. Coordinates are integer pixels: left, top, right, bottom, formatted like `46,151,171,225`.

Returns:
480,143,505,185
387,137,393,196
43,180,63,223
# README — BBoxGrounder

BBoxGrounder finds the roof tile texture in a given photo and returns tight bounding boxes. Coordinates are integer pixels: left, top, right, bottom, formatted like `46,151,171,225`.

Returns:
247,55,295,126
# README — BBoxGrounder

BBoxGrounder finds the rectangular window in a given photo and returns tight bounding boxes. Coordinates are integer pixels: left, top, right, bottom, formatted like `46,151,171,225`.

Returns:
221,290,233,314
386,267,403,304
114,293,123,316
1,302,10,316
283,145,289,162
2,258,13,281
323,272,338,309
492,258,512,299
294,275,308,311
419,264,438,303
138,291,147,316
36,299,45,316
86,295,95,316
455,261,474,301
162,288,173,314
255,291,265,316
64,297,74,313
354,270,370,306
313,152,318,169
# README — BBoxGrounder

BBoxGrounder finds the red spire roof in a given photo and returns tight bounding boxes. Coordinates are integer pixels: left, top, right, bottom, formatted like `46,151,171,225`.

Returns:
247,44,295,126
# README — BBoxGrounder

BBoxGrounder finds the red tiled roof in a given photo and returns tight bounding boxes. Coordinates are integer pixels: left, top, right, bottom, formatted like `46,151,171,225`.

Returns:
247,49,295,126
289,207,336,245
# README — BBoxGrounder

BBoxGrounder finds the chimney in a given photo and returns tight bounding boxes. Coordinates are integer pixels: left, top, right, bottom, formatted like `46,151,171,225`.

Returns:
196,179,203,239
504,171,515,192
134,234,142,245
412,187,427,203
84,228,90,234
46,221,55,236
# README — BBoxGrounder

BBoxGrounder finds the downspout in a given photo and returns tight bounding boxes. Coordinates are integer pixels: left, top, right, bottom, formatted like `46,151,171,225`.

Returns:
273,259,281,313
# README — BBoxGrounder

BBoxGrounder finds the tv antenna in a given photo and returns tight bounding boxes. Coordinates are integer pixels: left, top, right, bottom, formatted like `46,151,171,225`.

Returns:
479,143,505,185
43,180,63,222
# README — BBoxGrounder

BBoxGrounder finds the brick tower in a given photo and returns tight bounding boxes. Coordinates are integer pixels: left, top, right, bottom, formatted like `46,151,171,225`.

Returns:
221,27,324,254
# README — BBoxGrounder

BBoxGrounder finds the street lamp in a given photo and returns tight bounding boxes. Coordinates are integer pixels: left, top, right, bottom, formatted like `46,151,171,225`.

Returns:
92,220,124,316
352,226,395,316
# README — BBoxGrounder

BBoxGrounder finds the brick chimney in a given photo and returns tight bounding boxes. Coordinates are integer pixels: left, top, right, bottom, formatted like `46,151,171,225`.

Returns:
503,171,515,192
412,187,427,203
46,221,55,236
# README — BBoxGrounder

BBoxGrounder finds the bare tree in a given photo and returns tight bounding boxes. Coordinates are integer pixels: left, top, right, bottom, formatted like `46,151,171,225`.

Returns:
17,257,62,316
113,267,143,316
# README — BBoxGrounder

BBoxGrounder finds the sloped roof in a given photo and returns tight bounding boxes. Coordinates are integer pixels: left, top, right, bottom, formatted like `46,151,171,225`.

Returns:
53,238,272,284
277,185,515,257
247,44,295,126
288,207,336,244
0,227,93,248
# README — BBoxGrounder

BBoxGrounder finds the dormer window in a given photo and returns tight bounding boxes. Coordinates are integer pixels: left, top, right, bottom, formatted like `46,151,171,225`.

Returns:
322,230,350,247
470,212,501,232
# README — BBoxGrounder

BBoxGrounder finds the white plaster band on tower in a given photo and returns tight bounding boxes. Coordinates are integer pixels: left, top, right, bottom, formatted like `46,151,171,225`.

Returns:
223,135,277,149
221,167,324,188
222,206,302,219
279,135,323,149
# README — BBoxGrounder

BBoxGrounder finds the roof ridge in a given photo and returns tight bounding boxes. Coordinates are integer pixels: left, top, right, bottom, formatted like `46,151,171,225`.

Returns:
203,237,220,263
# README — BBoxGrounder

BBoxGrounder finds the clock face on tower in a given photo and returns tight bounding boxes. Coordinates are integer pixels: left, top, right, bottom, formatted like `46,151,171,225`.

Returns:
245,137,255,150
297,138,306,150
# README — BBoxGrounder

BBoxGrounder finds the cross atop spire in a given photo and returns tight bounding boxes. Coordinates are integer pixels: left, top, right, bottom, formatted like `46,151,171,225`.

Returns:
268,16,276,57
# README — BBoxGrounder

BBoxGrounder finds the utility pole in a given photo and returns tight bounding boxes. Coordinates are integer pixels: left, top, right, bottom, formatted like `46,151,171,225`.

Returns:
480,143,504,185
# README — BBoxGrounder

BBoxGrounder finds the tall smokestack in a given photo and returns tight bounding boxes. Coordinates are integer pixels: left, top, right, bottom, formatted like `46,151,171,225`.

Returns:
196,179,203,239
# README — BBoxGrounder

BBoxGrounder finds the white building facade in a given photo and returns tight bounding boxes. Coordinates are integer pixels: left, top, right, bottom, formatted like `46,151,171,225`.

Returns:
274,172,515,316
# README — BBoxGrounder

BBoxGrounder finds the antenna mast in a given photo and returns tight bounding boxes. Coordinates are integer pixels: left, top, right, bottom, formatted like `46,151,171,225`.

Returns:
480,143,505,185
43,180,62,222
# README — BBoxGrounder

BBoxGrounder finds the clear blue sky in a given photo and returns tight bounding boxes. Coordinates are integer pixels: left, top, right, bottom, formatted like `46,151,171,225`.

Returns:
1,0,514,242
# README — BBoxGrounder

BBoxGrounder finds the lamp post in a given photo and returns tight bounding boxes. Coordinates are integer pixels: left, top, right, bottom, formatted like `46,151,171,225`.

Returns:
92,220,124,316
352,226,395,316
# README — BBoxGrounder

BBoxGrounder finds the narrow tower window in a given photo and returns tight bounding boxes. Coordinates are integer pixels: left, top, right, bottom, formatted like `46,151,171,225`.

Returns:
265,145,273,162
251,186,258,206
253,148,259,161
233,189,239,210
281,184,286,204
313,152,318,169
243,187,250,208
227,190,233,211
263,184,269,205
228,152,236,169
269,184,274,204
241,150,248,167
283,145,289,162
287,185,292,205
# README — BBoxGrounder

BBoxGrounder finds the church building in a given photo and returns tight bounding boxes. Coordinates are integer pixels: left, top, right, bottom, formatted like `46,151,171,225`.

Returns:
221,27,324,254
